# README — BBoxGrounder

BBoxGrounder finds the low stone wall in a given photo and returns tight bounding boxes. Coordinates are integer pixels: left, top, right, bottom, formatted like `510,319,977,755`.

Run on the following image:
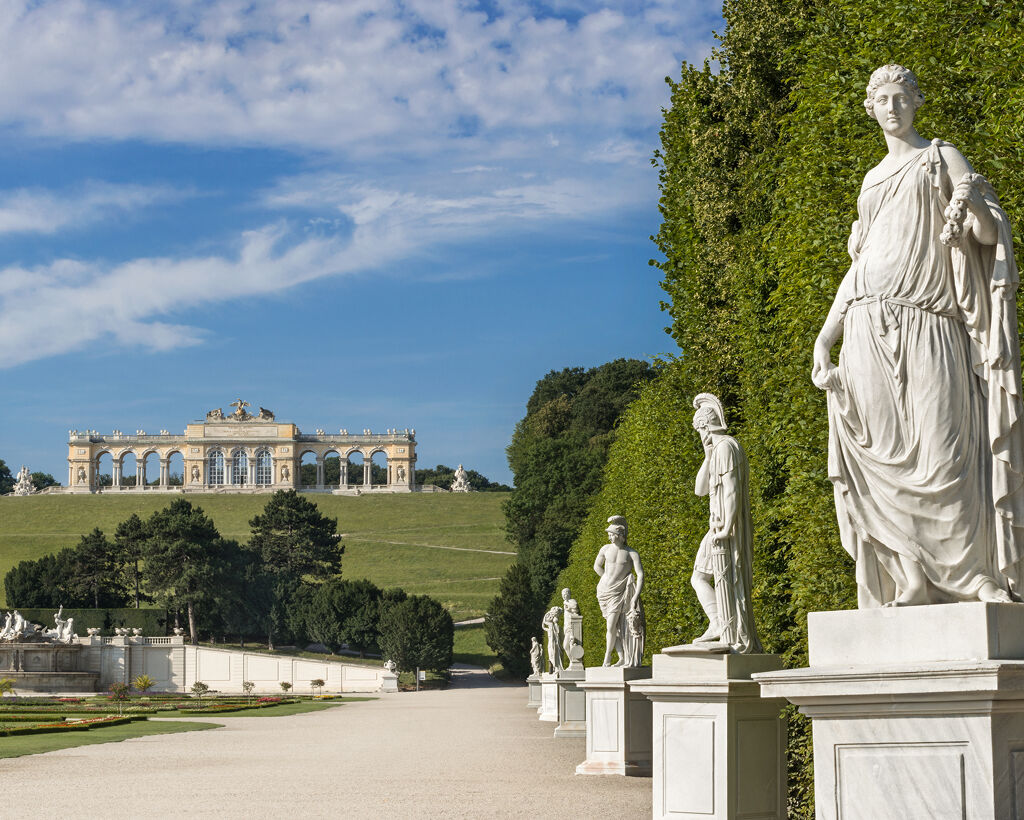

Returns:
77,636,398,694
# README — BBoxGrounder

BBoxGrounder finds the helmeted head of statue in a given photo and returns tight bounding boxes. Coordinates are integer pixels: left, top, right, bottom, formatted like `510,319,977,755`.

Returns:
606,514,628,544
692,393,727,435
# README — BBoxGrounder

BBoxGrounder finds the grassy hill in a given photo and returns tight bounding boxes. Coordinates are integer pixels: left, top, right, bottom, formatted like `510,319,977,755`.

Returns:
0,493,513,622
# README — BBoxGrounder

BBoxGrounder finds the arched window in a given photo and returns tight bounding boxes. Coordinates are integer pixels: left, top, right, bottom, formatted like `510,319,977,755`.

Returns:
231,449,248,485
255,449,272,485
208,450,225,485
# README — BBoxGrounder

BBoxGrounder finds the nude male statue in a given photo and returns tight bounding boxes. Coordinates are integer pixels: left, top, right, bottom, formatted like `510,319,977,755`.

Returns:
594,515,645,667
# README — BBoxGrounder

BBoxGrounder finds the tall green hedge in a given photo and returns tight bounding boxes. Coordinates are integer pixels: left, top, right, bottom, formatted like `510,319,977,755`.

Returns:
554,1,1024,815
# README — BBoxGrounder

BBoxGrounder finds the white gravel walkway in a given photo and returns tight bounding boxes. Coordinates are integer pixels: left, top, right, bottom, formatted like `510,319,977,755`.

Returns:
1,667,651,819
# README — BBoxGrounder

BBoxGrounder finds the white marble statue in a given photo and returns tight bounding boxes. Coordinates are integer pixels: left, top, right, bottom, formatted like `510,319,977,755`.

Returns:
384,659,397,674
541,605,564,672
560,588,585,670
594,515,646,667
812,64,1024,608
451,464,472,493
0,612,12,640
690,394,763,653
12,465,34,496
529,636,543,676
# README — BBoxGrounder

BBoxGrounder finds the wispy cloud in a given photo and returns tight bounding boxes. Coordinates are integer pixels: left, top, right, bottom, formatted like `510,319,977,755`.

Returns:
0,182,185,236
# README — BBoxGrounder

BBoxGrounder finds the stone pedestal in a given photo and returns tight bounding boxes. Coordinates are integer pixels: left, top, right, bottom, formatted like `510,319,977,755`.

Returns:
539,672,559,721
526,673,542,708
755,603,1024,820
631,647,786,820
554,668,587,738
576,666,652,776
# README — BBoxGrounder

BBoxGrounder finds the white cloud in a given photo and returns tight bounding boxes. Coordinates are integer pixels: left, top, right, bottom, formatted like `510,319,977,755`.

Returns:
0,182,184,236
0,1,715,155
0,1,719,368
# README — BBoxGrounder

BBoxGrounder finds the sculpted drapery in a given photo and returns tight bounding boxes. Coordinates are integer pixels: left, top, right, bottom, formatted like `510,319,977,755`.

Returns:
814,66,1024,607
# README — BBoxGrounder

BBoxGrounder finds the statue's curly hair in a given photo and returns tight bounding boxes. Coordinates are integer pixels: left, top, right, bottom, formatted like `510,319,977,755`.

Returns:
864,64,925,117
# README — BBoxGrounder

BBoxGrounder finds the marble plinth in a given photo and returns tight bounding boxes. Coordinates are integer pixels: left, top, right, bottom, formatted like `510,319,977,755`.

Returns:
576,666,652,776
554,668,586,738
631,647,787,820
526,673,541,708
539,672,559,721
755,603,1024,820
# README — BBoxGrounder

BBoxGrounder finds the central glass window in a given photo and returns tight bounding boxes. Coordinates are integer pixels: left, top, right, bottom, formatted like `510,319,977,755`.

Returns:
231,449,248,485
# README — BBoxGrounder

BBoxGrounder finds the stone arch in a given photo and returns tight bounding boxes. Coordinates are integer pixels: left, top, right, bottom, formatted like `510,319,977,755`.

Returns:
166,449,185,487
141,449,161,487
322,448,342,488
118,450,139,488
94,450,114,489
346,449,365,487
299,448,319,488
370,449,388,488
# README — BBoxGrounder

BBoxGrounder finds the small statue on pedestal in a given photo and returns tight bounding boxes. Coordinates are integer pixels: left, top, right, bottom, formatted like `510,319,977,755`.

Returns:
689,394,762,654
12,466,34,496
529,636,543,676
541,604,563,672
450,464,472,493
560,588,585,670
594,515,645,666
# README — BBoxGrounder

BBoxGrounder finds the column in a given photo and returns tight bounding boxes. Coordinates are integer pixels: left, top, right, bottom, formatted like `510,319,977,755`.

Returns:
112,460,122,489
363,461,371,488
341,460,348,487
316,458,325,490
248,453,256,486
137,457,145,489
160,460,169,488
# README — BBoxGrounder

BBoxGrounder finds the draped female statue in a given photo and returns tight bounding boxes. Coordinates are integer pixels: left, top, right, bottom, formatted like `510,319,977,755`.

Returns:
812,65,1024,607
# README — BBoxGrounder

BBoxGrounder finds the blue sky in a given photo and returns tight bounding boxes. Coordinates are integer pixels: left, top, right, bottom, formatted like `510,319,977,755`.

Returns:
0,0,720,485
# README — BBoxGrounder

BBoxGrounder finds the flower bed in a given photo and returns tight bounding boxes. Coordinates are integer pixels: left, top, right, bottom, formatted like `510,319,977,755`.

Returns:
0,715,141,737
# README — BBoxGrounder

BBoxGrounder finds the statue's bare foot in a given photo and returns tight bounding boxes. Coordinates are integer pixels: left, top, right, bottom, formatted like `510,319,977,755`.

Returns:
693,623,721,643
978,579,1012,603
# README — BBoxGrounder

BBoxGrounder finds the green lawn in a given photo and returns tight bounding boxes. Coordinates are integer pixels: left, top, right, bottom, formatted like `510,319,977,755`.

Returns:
0,718,221,758
0,493,513,620
452,623,494,668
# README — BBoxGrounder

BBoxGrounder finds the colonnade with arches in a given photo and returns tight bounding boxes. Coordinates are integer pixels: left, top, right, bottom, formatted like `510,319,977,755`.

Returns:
65,412,417,494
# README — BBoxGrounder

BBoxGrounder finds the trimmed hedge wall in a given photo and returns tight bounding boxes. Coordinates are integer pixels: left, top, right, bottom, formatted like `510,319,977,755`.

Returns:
553,1,1024,816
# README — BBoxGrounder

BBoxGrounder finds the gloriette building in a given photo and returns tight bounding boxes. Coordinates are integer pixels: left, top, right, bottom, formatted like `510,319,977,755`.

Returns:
65,400,416,494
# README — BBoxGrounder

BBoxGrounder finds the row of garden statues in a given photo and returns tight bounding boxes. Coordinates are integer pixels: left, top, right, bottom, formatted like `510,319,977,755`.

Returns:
531,63,1024,672
529,390,761,674
0,606,75,643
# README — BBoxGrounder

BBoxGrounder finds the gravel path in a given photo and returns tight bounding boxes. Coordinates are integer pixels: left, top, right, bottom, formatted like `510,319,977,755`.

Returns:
1,668,651,819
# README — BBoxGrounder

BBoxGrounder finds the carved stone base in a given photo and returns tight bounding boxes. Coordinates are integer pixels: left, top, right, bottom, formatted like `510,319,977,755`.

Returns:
755,604,1024,820
526,673,541,708
539,672,559,721
554,668,586,738
631,648,786,820
576,666,652,776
